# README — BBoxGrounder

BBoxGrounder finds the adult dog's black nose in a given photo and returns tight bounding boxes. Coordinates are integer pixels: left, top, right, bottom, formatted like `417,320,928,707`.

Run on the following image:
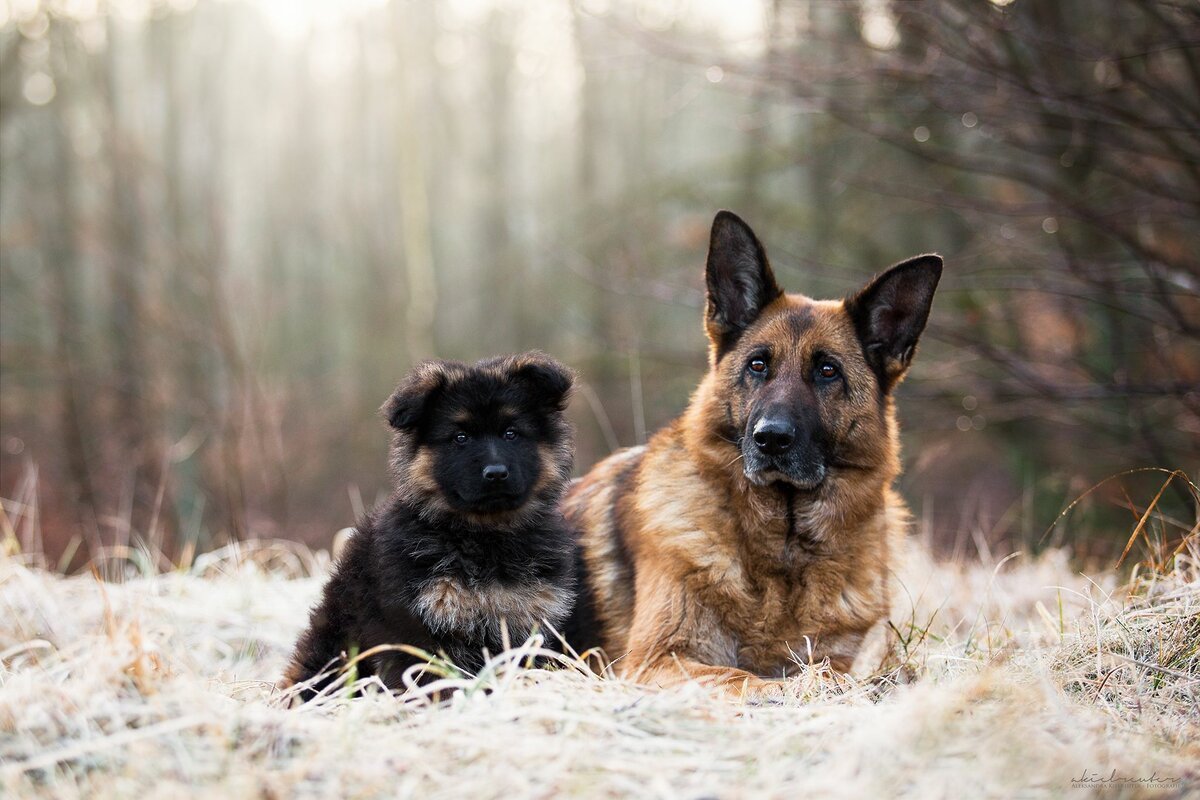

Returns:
752,419,795,456
482,463,509,482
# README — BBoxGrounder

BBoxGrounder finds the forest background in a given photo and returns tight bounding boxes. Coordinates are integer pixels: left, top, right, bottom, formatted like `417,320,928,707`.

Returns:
2,0,1197,570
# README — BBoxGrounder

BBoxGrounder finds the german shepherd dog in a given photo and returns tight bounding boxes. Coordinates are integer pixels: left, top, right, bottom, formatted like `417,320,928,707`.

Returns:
564,212,941,697
283,353,577,699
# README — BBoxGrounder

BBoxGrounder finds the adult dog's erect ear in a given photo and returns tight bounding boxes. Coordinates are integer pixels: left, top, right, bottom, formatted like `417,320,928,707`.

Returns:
382,360,456,430
508,351,575,411
705,210,783,360
846,254,943,392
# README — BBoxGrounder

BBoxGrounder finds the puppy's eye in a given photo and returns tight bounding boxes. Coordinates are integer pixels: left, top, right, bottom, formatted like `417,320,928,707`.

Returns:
816,362,840,382
503,427,518,440
748,357,769,376
454,432,469,445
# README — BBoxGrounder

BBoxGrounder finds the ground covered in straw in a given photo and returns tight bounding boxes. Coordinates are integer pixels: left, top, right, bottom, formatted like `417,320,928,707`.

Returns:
1,539,1197,799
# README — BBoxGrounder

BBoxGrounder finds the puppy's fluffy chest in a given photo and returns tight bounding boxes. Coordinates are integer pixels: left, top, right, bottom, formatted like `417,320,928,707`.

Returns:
413,573,572,640
387,519,576,647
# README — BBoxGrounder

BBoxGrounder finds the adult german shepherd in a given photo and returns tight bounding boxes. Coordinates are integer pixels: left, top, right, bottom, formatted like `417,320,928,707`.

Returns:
564,211,941,697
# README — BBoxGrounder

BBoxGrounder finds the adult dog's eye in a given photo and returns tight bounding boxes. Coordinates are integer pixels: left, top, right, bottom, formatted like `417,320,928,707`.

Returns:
748,357,769,376
454,432,469,445
816,362,840,382
503,427,518,440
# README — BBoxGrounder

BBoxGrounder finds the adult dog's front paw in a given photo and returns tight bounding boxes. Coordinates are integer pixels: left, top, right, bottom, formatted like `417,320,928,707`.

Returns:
733,676,790,705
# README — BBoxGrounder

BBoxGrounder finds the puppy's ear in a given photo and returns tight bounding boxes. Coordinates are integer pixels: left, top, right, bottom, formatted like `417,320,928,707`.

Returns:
705,210,783,360
510,351,575,411
845,254,942,392
382,360,454,430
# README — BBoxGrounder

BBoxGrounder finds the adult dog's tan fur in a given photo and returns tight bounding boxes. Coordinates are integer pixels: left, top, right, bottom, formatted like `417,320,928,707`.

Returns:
565,212,941,697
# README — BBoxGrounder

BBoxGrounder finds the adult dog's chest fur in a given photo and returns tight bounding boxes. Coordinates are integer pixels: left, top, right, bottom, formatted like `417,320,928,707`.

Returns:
645,470,892,675
728,539,888,675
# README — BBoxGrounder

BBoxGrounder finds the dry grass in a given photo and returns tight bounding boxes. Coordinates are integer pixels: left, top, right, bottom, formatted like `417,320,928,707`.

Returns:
1,537,1197,799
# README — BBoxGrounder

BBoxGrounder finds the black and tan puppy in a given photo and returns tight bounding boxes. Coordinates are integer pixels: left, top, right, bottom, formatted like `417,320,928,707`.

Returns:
282,352,577,699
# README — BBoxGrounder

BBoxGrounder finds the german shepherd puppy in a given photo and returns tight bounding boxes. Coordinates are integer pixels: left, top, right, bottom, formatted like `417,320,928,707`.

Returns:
282,353,577,699
564,211,941,697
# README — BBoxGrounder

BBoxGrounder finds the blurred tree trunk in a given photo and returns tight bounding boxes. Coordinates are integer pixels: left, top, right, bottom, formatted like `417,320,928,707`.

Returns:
805,4,845,263
194,5,247,542
0,36,21,133
739,1,780,214
152,8,217,553
571,9,634,448
482,8,518,351
394,1,437,363
104,14,174,553
42,22,98,555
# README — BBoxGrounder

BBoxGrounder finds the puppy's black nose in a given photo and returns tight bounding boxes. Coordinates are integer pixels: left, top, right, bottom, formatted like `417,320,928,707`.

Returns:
482,463,509,482
752,419,795,456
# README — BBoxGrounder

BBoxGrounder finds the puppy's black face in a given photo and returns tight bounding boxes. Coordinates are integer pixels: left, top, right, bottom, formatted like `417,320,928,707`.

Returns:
383,352,575,522
424,383,551,513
